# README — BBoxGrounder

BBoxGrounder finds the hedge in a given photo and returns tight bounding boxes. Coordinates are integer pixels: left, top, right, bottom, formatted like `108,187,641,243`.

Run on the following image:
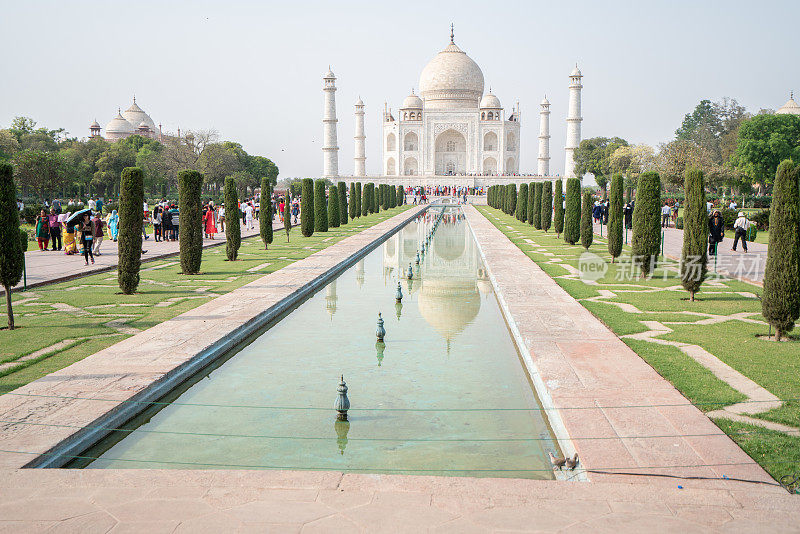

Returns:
260,178,273,248
553,179,564,237
580,190,593,249
631,171,662,277
301,178,314,237
328,184,340,228
178,169,204,274
564,178,581,245
680,169,707,300
0,162,24,328
118,167,144,292
608,174,623,261
541,181,552,232
314,180,329,232
224,175,241,260
338,181,348,225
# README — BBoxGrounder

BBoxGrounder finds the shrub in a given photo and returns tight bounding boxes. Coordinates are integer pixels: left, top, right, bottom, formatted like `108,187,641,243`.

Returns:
397,185,404,205
349,183,357,220
527,182,535,225
354,182,361,218
751,209,770,230
0,163,24,329
542,181,552,232
632,171,662,277
224,175,241,260
260,178,273,248
680,169,708,300
328,184,340,228
389,184,397,208
564,178,581,245
517,183,528,221
762,160,800,340
314,180,329,232
284,192,292,242
507,184,516,215
301,178,314,237
675,217,684,229
338,181,348,225
580,191,593,249
361,183,369,216
608,174,623,261
118,167,144,293
533,183,542,229
178,169,204,274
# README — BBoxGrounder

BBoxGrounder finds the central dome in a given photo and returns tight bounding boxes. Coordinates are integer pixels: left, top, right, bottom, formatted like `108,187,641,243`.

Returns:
419,41,484,110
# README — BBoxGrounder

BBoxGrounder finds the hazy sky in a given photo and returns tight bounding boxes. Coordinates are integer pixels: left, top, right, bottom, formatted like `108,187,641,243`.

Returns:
1,0,797,178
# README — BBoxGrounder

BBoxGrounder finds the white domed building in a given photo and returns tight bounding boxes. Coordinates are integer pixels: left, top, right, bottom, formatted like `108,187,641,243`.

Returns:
777,92,800,115
91,97,162,142
382,31,521,178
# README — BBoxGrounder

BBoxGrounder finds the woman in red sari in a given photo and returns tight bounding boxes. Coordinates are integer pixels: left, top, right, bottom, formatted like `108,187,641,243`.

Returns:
203,204,218,239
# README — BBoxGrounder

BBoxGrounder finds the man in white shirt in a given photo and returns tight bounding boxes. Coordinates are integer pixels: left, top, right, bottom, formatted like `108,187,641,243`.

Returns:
732,211,751,253
661,202,672,228
244,202,254,229
728,200,737,210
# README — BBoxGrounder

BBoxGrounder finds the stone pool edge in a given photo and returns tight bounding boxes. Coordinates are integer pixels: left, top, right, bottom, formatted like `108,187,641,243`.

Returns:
0,205,427,470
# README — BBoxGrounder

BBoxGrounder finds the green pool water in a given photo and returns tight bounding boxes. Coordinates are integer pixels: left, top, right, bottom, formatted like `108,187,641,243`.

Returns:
74,207,559,478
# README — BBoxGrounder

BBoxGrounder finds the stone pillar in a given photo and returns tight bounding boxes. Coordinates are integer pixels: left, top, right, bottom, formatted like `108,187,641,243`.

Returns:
323,68,339,178
354,97,366,176
564,65,583,178
538,97,551,176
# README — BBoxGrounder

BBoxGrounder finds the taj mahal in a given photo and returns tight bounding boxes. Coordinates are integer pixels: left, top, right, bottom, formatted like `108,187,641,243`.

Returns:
325,27,584,188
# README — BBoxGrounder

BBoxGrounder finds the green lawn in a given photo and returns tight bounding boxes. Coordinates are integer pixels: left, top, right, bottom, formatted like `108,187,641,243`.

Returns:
477,206,799,482
0,207,411,394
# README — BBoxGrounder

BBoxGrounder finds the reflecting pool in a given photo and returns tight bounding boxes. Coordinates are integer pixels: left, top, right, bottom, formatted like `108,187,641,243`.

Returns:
74,207,559,479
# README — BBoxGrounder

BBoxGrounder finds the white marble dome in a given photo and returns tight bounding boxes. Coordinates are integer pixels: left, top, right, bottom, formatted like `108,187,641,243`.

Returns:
777,94,800,115
402,90,423,109
419,41,484,109
122,98,156,132
105,111,135,135
480,91,501,109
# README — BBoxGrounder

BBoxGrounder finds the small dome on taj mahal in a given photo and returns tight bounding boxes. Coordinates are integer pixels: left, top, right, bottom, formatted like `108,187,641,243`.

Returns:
480,91,501,109
777,92,800,115
402,90,423,109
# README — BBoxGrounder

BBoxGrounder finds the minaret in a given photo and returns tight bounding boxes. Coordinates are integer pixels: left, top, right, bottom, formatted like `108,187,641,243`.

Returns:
538,96,551,176
564,64,583,178
354,97,366,176
323,67,339,178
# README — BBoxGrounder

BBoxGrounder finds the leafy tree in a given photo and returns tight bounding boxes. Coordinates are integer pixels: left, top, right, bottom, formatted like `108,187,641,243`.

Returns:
248,155,279,187
260,178,273,249
0,130,21,160
762,160,800,340
517,183,528,222
349,183,357,220
118,167,144,294
0,163,24,328
328,184,340,227
631,171,662,277
680,169,707,300
564,178,581,245
224,176,241,260
580,191,594,250
541,181,552,232
608,174,623,262
283,193,292,242
553,179,564,237
732,114,800,187
527,182,535,225
356,182,362,216
314,180,328,232
573,136,629,197
301,178,314,237
338,181,348,225
178,170,204,274
533,183,542,229
12,150,68,200
93,141,137,195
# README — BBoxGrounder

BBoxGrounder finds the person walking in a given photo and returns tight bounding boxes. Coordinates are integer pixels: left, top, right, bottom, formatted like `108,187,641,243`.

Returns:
291,199,299,225
661,201,672,228
169,204,180,240
161,205,172,241
108,209,119,241
142,200,150,240
708,210,725,256
204,204,218,239
218,204,226,233
48,207,62,251
244,201,254,230
35,209,50,251
731,211,751,253
92,212,105,255
78,212,95,265
151,206,161,242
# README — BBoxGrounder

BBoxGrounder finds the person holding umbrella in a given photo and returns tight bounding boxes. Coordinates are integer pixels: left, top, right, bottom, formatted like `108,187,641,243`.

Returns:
79,212,95,265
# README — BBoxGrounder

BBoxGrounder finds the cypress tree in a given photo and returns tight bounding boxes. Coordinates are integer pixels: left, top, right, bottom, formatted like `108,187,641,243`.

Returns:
517,183,528,222
527,182,535,225
178,169,204,274
533,183,543,229
118,167,144,292
328,184,340,228
260,178,273,249
338,181,348,225
301,178,314,237
554,179,564,237
631,171,662,277
389,184,397,208
508,184,517,215
580,191,593,250
762,160,800,340
356,182,362,217
608,173,623,262
542,181,553,232
564,178,581,245
361,183,369,216
397,185,404,205
680,169,708,300
350,183,358,219
314,180,328,232
0,162,24,329
283,193,292,242
372,183,379,213
224,175,241,261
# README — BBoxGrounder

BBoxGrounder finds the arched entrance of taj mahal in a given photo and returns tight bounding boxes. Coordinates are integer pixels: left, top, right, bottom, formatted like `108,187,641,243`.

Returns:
435,129,466,175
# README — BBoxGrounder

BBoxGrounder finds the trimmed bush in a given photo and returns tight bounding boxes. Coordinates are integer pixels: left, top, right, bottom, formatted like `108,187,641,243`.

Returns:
517,183,528,221
680,168,708,300
397,185,404,205
260,178,273,248
338,181,348,225
608,174,623,261
224,175,241,261
542,181,552,232
564,178,581,245
328,184,340,228
631,171,662,277
507,184,517,215
314,180,328,232
533,183,543,229
389,184,397,208
178,169,204,274
675,217,684,229
527,182,535,225
580,191,593,249
0,163,24,328
372,183,379,213
362,183,369,216
554,179,564,237
301,178,314,237
118,167,144,292
762,160,800,340
349,183,357,220
355,182,362,217
284,192,292,242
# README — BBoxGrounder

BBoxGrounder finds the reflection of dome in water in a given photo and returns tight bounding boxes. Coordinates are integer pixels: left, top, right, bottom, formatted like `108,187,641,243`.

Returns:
433,222,466,262
417,278,480,342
